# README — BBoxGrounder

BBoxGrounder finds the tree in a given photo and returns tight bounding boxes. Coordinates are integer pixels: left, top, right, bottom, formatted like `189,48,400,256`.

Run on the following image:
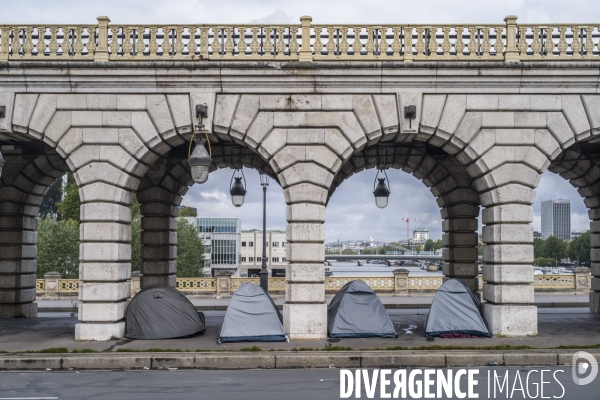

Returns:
56,173,80,222
179,207,198,217
130,197,142,272
534,257,556,267
542,236,567,260
36,216,80,278
424,239,443,252
533,238,545,258
39,177,63,218
176,218,205,277
569,230,591,264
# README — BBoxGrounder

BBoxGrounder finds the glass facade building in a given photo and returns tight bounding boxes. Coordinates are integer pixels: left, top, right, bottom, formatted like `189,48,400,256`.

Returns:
541,199,571,240
197,217,241,275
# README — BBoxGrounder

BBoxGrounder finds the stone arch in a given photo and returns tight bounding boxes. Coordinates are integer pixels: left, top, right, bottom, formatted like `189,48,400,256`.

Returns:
0,146,69,318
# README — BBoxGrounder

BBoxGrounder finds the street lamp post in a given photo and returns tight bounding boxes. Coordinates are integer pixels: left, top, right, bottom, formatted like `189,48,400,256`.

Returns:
259,173,269,292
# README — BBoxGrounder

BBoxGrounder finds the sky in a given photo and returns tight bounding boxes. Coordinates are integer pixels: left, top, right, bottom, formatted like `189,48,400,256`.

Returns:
3,0,596,243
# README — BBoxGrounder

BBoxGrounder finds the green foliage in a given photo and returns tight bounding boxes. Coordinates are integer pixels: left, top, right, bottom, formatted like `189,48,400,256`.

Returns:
37,347,69,353
36,216,80,278
56,173,80,222
178,207,198,217
533,235,570,261
323,346,353,351
72,348,98,353
240,346,262,352
176,218,205,277
424,239,443,252
130,197,142,272
569,230,591,264
39,177,63,218
534,257,556,267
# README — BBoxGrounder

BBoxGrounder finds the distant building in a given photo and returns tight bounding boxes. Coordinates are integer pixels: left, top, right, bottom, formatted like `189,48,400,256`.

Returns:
533,231,542,239
541,199,571,240
412,228,429,244
240,230,287,277
196,217,241,277
571,230,585,240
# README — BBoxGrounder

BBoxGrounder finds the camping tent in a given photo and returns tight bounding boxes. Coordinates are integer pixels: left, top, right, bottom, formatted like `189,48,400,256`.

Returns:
218,282,287,343
424,278,491,338
125,285,206,340
327,280,397,338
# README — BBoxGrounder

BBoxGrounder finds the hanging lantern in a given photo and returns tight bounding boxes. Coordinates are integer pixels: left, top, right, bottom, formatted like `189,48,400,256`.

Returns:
229,169,247,207
373,169,390,209
188,138,212,184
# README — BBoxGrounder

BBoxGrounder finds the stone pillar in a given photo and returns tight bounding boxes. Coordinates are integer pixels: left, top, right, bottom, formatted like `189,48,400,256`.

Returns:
573,267,591,295
0,152,66,318
481,186,537,336
441,214,480,292
393,269,410,297
590,221,600,313
216,271,233,298
130,271,141,297
285,201,327,340
76,174,134,341
43,272,61,300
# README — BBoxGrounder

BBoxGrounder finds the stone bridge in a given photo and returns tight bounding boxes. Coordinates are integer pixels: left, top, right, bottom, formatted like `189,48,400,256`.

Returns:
1,16,600,340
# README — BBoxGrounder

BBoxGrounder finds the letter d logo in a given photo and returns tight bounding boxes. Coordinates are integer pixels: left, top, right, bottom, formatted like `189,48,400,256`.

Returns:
572,351,598,386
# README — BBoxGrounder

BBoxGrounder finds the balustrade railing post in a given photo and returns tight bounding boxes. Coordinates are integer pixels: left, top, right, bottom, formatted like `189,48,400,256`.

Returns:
573,267,591,294
299,15,313,62
44,272,62,300
216,271,233,298
0,27,9,61
95,16,110,62
393,268,410,296
403,27,413,62
504,15,519,63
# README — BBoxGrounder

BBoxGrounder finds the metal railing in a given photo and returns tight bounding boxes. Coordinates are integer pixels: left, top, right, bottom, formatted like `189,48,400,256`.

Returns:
3,16,600,63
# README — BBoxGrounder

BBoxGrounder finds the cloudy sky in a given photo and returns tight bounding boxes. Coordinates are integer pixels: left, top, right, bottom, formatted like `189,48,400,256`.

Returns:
4,1,596,243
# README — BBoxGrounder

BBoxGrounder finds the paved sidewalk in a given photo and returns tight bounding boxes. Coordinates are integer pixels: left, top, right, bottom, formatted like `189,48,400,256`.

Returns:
35,294,590,312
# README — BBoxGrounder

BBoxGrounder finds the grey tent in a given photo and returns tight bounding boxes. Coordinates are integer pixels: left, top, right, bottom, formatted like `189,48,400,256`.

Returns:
424,278,491,338
218,282,287,343
328,280,397,338
125,285,205,340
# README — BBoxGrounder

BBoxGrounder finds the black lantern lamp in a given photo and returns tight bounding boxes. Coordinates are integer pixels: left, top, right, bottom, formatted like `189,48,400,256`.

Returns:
373,169,391,209
229,169,247,207
188,104,212,184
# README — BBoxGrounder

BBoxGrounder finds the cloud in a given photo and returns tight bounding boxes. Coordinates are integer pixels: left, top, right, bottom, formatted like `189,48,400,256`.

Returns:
251,9,294,24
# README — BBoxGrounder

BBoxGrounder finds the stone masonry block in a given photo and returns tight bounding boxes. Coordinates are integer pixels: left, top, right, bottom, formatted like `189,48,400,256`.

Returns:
80,282,130,302
141,231,177,245
78,301,127,322
0,288,36,304
283,303,327,340
482,304,537,336
141,217,177,231
285,283,325,303
80,243,131,262
80,203,132,223
442,262,478,277
479,184,535,207
483,283,534,304
79,262,131,282
141,246,176,260
0,246,37,259
442,247,478,262
483,244,533,264
286,223,325,242
482,224,532,244
442,232,478,247
80,223,131,242
0,274,36,289
285,264,325,282
442,219,478,232
279,163,333,189
141,260,177,275
286,243,324,263
283,183,328,205
75,321,125,341
483,264,534,284
0,260,37,274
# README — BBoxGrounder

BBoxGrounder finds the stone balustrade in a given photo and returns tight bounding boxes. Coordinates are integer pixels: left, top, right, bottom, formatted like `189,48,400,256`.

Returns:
2,16,600,63
36,269,592,300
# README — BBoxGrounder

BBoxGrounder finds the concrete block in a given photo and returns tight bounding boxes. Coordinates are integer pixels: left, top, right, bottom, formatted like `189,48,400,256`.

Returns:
446,353,505,367
80,222,131,242
80,243,131,262
286,223,324,242
361,353,446,368
504,354,557,366
483,244,533,264
286,264,325,282
483,265,534,284
75,321,126,340
63,354,150,369
286,243,324,263
483,283,534,304
482,224,532,244
80,282,130,301
0,356,61,370
283,303,327,340
152,355,195,369
78,302,127,322
283,183,327,205
80,203,132,223
195,354,275,369
479,184,535,207
558,352,600,366
275,353,361,368
285,283,325,302
482,304,537,336
80,262,131,282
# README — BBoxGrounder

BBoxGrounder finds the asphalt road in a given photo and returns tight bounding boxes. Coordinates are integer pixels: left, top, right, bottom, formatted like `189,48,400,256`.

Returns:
0,367,595,399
